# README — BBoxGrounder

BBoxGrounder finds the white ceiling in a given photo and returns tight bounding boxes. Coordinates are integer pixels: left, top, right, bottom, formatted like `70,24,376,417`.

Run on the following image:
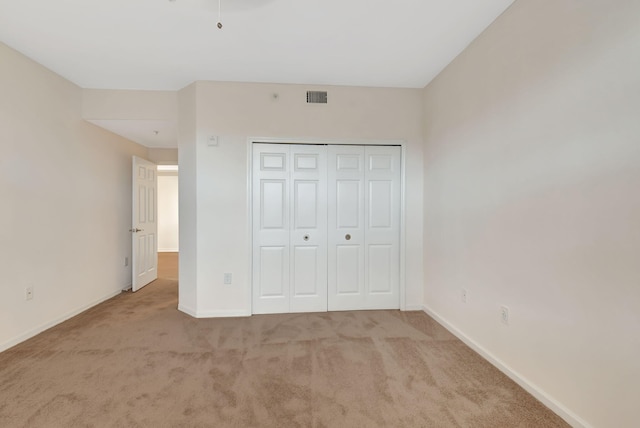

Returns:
0,0,515,91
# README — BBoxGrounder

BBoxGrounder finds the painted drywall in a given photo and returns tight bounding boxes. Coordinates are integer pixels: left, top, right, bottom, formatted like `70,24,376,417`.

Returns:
158,173,179,252
148,148,178,164
82,89,178,149
82,89,177,120
178,81,424,316
177,84,197,315
0,42,148,351
422,1,640,427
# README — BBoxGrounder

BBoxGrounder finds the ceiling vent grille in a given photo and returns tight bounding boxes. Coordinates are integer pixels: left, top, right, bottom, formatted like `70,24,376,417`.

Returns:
306,91,328,104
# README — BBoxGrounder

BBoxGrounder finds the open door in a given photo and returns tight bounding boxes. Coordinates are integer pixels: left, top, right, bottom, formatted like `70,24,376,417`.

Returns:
131,156,158,291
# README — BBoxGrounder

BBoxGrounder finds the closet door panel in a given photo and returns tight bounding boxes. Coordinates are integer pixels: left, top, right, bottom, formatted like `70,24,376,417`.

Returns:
328,145,366,311
252,144,291,314
364,146,401,309
290,145,327,313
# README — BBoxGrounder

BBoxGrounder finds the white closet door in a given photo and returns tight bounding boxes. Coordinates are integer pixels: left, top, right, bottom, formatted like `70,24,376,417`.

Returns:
328,145,401,310
290,145,328,313
328,145,366,311
252,144,291,314
363,145,401,309
252,144,328,314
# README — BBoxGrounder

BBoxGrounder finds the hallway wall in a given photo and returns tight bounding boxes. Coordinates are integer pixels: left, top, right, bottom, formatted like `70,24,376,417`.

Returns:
0,42,147,351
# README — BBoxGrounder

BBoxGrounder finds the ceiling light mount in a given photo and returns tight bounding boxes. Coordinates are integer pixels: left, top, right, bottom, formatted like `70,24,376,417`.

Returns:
169,0,223,30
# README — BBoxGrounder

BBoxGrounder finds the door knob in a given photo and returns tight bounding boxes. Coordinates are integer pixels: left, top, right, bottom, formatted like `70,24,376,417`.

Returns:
129,228,144,233
345,234,351,241
303,234,310,241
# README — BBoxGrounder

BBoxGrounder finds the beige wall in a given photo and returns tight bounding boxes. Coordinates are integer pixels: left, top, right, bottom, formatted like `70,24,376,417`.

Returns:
81,89,178,150
177,84,198,313
422,0,640,426
178,81,424,316
82,89,176,121
0,42,148,351
147,148,178,164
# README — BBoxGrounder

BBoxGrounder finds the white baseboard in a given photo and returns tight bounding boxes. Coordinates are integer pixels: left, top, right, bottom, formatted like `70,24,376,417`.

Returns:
0,289,123,353
178,304,250,318
158,248,179,253
178,304,251,318
177,304,197,317
404,304,424,311
422,305,590,428
195,309,251,318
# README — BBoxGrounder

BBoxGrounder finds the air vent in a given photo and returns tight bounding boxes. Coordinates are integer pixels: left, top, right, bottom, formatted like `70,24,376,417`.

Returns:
306,91,328,104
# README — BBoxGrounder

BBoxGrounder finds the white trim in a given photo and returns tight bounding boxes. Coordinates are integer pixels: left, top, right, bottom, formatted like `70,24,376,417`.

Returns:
404,304,423,311
195,309,251,318
399,143,407,311
246,138,254,316
0,289,123,353
422,305,591,428
178,303,250,319
247,137,408,315
158,248,179,252
248,136,406,147
177,304,197,317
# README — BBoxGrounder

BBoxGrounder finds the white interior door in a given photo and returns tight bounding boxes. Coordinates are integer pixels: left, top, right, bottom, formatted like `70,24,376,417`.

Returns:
328,145,401,310
252,144,328,314
132,156,158,292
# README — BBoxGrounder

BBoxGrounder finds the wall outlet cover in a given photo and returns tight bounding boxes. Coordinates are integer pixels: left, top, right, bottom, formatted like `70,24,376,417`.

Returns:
501,305,509,325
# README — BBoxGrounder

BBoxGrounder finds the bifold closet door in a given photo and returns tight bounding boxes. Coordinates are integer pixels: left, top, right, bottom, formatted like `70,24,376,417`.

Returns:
328,145,401,311
252,144,327,314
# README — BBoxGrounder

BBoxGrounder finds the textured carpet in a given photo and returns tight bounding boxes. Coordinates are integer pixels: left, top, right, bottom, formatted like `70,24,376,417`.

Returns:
0,253,568,427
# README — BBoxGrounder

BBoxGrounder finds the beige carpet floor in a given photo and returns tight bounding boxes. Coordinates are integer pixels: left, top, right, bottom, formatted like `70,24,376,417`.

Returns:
0,253,568,427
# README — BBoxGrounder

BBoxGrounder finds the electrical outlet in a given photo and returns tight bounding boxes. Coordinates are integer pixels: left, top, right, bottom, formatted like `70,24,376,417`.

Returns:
501,306,509,325
124,257,129,267
461,289,468,303
26,287,34,301
224,273,232,285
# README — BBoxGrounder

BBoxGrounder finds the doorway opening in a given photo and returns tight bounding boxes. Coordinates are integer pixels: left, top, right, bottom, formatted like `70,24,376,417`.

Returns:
157,164,179,279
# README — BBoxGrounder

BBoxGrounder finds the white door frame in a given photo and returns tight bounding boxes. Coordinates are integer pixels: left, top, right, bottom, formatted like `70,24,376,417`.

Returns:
247,137,407,314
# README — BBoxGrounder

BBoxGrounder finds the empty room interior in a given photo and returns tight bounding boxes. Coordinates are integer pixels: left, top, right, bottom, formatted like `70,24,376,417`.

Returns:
1,0,638,427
